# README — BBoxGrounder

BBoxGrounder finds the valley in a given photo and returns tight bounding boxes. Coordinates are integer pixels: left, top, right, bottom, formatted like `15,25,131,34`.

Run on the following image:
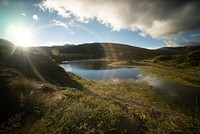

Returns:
0,39,200,133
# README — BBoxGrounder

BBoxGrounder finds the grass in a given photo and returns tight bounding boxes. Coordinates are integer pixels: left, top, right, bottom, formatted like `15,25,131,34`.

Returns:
31,95,144,134
109,60,200,88
1,38,200,133
140,62,200,88
140,52,200,88
108,60,144,68
66,72,95,89
89,81,200,133
1,68,200,133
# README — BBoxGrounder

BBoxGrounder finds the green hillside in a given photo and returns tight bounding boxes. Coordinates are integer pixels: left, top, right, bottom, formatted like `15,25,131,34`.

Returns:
0,39,84,88
0,39,200,133
39,43,156,61
38,42,200,62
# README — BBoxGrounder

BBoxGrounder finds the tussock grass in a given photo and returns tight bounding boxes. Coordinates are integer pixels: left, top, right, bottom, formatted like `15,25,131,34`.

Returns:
67,72,95,88
1,69,200,133
88,80,200,133
31,95,145,134
140,65,200,88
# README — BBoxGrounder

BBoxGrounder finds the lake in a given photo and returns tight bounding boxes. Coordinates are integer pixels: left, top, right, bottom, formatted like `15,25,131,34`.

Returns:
60,60,200,112
60,59,141,81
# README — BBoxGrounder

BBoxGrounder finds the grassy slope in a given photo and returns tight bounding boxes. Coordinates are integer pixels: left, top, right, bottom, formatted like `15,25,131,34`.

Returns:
139,64,200,88
0,41,85,88
1,39,200,133
142,51,200,88
39,42,200,62
1,68,199,133
109,57,200,88
40,43,156,61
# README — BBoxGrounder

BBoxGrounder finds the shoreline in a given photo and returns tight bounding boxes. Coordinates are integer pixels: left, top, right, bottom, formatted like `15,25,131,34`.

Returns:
108,60,200,89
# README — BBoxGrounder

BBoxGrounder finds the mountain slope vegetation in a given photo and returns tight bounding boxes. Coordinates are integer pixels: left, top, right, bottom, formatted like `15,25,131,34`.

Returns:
0,39,83,88
38,42,200,62
0,39,200,133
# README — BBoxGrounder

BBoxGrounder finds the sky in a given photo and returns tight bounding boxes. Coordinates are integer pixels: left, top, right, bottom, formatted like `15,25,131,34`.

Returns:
0,0,200,48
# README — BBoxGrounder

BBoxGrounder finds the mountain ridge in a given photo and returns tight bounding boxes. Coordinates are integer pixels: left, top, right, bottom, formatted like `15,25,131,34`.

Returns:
1,38,200,62
38,42,200,62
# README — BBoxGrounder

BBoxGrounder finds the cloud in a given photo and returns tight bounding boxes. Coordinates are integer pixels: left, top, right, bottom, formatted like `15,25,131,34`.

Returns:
50,19,75,34
164,40,200,47
32,15,38,21
164,40,181,47
37,0,200,41
21,13,26,16
191,33,200,37
38,41,71,46
51,19,68,29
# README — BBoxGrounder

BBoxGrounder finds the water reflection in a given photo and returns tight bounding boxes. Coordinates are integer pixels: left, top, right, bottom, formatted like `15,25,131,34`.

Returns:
60,60,141,81
60,60,200,111
62,59,113,70
136,73,161,87
61,63,72,72
136,73,200,110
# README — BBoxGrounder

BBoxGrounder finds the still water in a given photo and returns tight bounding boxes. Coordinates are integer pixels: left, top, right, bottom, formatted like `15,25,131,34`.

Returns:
60,60,200,110
60,59,141,81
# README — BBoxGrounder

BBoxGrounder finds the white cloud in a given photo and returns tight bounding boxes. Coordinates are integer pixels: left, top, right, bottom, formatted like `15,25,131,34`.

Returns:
21,13,26,16
164,40,180,47
32,15,38,21
50,19,75,34
191,33,200,37
37,0,200,40
51,19,68,29
38,41,71,46
164,40,200,47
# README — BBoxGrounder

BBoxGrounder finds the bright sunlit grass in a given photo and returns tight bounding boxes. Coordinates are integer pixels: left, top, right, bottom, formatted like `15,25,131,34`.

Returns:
9,25,34,47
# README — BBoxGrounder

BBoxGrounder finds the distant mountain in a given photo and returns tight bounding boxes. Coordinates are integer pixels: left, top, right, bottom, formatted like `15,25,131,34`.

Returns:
39,43,156,61
31,44,74,62
153,46,200,68
155,45,200,55
1,38,200,63
38,42,200,62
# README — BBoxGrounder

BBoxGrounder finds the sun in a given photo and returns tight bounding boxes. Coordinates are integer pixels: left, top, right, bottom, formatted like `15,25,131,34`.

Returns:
10,26,34,47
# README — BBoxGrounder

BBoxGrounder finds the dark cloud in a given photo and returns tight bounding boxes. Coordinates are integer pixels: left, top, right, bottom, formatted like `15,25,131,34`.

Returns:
37,0,200,41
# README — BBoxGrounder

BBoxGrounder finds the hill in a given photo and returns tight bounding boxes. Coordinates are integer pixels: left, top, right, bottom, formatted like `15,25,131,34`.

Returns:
0,39,83,88
152,50,200,68
39,43,156,61
155,45,200,55
38,42,200,62
0,39,200,133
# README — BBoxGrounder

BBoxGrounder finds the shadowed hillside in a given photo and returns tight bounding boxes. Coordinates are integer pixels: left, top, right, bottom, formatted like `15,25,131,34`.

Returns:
0,39,200,133
38,42,200,62
39,43,156,61
152,50,200,68
155,45,200,55
0,39,83,88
